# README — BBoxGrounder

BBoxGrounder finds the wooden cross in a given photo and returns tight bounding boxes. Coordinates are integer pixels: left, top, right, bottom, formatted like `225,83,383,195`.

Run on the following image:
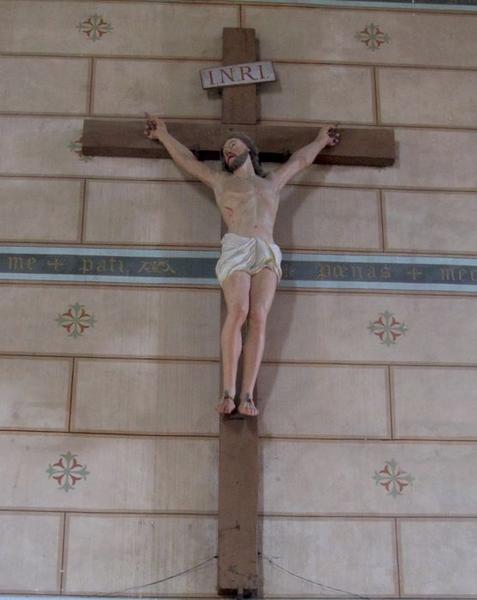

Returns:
82,29,394,167
82,27,395,600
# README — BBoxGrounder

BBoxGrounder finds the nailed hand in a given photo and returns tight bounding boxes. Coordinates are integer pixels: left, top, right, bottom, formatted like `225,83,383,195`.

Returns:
144,112,168,141
317,123,341,147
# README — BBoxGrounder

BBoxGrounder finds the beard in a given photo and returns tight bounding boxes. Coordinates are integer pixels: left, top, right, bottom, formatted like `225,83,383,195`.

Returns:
225,150,249,173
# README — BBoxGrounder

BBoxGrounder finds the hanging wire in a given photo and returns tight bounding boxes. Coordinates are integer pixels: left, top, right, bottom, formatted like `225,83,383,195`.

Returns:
260,553,371,600
90,549,374,599
96,554,217,597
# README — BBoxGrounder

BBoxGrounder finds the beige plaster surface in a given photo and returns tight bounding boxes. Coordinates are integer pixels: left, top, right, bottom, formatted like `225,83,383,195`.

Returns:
399,519,477,595
393,366,477,439
84,180,220,246
262,517,396,596
384,190,477,253
244,6,477,68
0,178,82,242
0,512,62,593
0,357,70,430
0,285,220,359
258,364,389,437
265,292,477,364
0,433,217,511
379,67,477,128
0,57,89,114
260,62,374,123
275,186,381,250
64,514,217,595
262,439,477,515
73,359,220,435
0,1,238,57
93,59,221,118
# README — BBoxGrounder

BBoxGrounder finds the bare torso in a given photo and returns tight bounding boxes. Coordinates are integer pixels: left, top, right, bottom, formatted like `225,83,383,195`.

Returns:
213,172,279,244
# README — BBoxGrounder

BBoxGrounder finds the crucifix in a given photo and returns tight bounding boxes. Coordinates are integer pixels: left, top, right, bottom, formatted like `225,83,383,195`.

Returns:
82,27,394,600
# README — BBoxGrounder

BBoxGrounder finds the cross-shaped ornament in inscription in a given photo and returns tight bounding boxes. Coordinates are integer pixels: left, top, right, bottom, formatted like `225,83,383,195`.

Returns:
82,27,395,600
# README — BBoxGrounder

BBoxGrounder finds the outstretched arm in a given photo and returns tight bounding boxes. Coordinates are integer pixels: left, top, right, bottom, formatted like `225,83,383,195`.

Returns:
145,114,219,189
268,124,340,192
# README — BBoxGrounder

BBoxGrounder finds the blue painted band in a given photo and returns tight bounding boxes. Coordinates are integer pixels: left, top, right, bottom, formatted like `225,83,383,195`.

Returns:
234,0,477,11
1,245,477,291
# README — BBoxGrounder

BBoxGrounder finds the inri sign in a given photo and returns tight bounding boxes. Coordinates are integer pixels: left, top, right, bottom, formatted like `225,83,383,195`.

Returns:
200,61,276,89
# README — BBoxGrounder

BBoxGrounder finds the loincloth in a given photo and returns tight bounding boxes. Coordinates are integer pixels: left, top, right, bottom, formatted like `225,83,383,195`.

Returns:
215,232,283,287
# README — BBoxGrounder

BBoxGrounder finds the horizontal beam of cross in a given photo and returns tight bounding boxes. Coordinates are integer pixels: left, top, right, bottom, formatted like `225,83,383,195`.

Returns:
82,119,395,167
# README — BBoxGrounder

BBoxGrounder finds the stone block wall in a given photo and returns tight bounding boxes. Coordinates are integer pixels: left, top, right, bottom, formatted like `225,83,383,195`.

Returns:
1,1,477,597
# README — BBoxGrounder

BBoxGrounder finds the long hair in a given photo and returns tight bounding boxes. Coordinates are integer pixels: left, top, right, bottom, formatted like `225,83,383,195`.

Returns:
222,131,267,178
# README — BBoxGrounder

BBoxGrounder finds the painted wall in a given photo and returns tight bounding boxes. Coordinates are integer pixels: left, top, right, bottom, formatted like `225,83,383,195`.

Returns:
0,1,477,597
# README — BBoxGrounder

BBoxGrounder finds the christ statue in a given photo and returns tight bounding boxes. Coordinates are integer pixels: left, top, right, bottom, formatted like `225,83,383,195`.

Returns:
145,115,340,417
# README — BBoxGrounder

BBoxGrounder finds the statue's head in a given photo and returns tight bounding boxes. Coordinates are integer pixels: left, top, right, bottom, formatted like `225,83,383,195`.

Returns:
222,132,266,177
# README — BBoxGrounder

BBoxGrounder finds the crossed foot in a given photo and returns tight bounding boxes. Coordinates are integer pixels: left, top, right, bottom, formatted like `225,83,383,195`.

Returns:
216,392,259,417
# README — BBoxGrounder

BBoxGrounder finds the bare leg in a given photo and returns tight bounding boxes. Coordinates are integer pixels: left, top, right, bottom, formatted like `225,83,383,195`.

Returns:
239,268,278,416
216,270,251,414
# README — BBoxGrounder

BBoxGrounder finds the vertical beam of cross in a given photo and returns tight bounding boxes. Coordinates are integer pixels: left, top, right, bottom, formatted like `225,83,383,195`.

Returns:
217,28,260,598
221,28,258,125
